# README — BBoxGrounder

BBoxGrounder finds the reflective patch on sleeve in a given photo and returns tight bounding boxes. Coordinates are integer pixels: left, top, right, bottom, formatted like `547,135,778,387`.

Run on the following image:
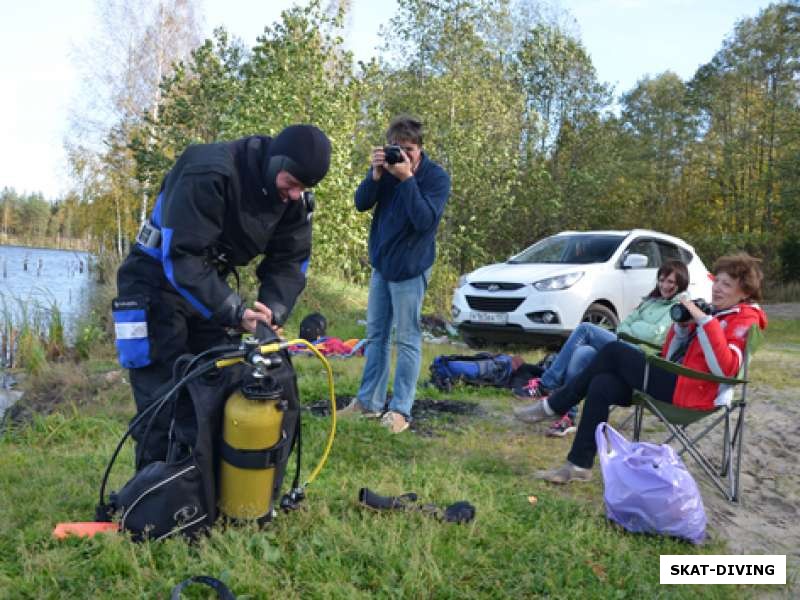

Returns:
698,325,724,377
115,321,148,340
728,344,742,373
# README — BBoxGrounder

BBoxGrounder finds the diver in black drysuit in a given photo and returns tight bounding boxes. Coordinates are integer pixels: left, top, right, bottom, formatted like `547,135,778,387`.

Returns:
113,125,331,466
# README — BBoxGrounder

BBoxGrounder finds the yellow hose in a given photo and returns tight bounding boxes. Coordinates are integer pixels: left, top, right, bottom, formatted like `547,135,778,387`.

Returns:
215,357,243,368
283,339,337,487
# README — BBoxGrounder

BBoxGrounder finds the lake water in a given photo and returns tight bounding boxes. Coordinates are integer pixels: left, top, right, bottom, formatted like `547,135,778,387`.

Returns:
0,244,95,339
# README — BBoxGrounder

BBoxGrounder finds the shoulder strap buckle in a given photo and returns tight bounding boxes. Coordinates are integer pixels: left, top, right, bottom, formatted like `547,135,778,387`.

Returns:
136,221,162,248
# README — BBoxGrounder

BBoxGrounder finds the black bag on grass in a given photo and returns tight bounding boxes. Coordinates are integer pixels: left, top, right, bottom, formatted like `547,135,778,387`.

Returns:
299,312,327,341
97,364,247,541
112,454,210,542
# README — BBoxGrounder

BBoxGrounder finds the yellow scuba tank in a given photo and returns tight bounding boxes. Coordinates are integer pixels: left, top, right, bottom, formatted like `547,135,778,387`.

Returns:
219,359,297,521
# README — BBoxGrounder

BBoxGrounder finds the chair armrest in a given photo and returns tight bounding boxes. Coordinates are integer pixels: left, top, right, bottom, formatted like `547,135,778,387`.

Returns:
645,354,747,385
617,332,662,351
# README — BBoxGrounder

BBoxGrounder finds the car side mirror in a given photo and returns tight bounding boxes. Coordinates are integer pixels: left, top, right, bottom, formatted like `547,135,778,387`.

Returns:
622,253,649,269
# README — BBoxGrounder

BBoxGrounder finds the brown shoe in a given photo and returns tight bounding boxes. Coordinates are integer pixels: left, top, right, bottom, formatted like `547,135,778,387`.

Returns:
381,411,410,434
339,399,382,419
513,401,549,424
535,462,592,484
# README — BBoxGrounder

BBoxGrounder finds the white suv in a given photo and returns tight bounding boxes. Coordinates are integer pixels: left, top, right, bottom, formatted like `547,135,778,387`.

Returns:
451,229,712,347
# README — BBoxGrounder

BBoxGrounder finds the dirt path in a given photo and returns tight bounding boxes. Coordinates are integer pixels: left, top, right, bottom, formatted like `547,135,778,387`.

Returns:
695,387,800,564
650,304,799,573
708,305,800,584
763,303,800,320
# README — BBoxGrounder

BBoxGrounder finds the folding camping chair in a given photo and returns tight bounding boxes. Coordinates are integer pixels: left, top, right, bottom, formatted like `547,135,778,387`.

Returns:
631,325,763,503
611,333,663,430
617,332,663,354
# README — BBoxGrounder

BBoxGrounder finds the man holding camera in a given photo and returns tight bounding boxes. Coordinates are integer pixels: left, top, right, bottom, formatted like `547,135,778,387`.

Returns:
344,115,451,433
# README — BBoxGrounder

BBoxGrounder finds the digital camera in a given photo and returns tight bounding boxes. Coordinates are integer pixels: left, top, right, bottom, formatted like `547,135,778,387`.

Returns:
670,298,714,323
383,145,404,165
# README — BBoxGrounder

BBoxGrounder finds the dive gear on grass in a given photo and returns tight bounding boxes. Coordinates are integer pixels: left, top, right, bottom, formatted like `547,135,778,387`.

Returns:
299,312,327,342
170,576,235,600
52,522,119,539
358,487,475,524
96,323,337,541
358,487,418,510
218,324,299,521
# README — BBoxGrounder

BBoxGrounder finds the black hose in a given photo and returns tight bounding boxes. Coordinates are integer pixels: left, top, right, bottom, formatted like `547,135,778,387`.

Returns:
179,344,240,379
291,412,302,491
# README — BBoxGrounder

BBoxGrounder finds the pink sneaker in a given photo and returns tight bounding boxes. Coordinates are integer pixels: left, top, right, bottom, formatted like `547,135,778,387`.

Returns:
545,415,577,437
512,378,548,400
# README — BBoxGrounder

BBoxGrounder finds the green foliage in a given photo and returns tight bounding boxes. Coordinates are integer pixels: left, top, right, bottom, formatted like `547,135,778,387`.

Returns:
285,271,370,341
74,322,109,361
45,304,66,360
55,0,800,290
683,4,800,267
779,233,800,282
0,294,71,372
0,187,83,245
424,261,460,317
16,328,47,375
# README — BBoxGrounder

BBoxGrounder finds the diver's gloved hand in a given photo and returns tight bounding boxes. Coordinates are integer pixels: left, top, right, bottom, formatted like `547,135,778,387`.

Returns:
255,320,280,344
419,500,476,524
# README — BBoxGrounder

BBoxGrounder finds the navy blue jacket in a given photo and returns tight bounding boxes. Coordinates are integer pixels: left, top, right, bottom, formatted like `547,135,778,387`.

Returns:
354,153,450,281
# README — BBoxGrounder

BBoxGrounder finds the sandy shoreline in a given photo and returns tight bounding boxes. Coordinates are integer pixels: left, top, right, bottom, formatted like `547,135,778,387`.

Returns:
689,386,799,557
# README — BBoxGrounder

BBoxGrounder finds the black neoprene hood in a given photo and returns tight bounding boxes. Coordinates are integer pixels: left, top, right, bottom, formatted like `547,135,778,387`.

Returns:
267,124,332,187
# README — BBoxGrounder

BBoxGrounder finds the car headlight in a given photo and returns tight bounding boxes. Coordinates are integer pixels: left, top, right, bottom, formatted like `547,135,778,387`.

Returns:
457,275,469,288
533,271,584,291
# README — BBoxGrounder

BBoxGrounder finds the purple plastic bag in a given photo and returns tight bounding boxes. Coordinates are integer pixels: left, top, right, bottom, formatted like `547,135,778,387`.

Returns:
595,422,707,544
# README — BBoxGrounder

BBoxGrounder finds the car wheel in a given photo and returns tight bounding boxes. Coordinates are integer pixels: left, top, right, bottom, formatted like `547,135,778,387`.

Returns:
462,334,485,349
582,303,619,330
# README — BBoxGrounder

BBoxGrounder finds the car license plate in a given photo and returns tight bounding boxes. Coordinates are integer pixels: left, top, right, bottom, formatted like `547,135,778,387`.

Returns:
470,311,507,325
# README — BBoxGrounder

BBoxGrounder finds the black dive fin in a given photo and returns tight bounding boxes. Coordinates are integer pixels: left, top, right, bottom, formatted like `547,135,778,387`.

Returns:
358,487,418,510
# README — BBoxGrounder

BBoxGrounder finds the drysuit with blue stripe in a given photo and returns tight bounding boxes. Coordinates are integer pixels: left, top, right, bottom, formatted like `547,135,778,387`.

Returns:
115,135,312,465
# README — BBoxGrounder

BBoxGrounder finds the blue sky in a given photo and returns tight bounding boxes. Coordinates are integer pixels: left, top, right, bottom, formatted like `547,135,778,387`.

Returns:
0,0,773,200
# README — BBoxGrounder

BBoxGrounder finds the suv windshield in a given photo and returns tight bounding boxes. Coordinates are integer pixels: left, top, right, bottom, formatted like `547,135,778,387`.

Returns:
508,234,625,264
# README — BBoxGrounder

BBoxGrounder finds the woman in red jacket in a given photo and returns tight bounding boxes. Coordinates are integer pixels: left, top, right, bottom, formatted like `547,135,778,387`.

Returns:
522,253,768,484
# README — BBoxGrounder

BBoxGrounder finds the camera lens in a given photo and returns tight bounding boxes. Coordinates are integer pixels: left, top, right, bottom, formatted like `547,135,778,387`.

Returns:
670,304,690,323
384,145,403,165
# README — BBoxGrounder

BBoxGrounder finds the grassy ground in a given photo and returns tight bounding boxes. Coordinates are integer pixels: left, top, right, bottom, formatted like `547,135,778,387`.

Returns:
0,274,794,599
749,318,800,392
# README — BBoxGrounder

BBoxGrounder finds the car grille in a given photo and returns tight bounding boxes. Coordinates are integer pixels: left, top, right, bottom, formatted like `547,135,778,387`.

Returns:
465,296,525,312
470,282,525,291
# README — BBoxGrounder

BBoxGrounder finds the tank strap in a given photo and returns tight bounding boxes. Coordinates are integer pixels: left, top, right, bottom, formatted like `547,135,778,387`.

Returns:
220,431,290,469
